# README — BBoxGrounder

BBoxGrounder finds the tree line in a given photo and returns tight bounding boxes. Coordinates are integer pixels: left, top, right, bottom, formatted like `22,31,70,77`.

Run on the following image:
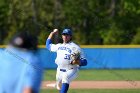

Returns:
0,0,140,45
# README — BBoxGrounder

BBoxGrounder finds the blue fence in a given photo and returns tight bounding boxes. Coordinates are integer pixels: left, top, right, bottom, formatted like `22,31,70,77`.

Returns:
1,47,140,69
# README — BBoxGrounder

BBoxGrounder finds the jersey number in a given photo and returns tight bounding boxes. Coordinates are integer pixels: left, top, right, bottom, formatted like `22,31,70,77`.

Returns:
64,54,70,60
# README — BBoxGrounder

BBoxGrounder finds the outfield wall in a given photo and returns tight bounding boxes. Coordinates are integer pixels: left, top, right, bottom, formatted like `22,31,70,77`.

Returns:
0,45,140,69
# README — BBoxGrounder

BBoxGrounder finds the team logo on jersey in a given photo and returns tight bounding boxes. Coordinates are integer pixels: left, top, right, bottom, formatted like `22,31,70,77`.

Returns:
72,47,79,53
72,47,80,54
72,47,76,51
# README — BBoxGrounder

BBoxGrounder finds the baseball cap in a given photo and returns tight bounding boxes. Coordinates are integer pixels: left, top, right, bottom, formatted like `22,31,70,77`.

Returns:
10,32,38,50
62,28,72,36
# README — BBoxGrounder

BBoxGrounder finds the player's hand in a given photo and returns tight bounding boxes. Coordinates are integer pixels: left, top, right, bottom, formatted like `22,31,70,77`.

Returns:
52,29,58,35
48,29,58,39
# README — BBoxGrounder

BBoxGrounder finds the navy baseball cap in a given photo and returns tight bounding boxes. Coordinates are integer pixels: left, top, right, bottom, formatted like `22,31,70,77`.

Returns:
62,28,72,36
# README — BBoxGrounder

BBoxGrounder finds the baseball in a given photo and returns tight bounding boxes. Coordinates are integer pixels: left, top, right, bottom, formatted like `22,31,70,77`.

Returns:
53,29,58,32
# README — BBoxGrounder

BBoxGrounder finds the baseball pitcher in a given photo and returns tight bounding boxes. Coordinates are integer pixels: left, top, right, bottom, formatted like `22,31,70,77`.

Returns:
46,28,87,93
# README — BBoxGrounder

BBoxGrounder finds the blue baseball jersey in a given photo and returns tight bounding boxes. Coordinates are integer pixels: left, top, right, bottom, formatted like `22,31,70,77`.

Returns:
0,46,43,93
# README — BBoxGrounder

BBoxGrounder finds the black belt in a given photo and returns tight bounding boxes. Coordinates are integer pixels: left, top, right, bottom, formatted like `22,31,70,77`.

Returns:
60,68,73,72
60,69,66,72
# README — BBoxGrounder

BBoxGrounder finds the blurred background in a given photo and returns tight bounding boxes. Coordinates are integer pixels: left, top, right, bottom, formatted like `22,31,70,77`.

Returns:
0,0,140,45
0,0,140,93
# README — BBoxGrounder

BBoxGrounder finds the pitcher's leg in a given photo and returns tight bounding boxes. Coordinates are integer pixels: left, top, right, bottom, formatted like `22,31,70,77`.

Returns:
60,69,79,93
60,83,69,93
56,68,62,90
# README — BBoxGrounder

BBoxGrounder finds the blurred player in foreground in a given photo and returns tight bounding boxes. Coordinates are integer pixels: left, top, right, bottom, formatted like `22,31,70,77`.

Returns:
46,28,87,93
0,32,43,93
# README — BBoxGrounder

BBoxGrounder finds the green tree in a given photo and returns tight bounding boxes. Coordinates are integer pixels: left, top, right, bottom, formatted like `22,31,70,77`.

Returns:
0,0,140,45
131,28,140,44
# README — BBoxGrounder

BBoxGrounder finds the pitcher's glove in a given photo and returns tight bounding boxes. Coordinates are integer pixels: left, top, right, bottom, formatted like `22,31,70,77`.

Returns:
70,51,80,65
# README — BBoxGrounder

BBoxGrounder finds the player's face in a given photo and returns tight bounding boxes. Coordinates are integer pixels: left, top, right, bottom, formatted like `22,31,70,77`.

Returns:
62,34,71,43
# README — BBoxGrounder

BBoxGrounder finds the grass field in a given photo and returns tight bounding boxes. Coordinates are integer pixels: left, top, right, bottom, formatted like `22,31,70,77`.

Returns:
42,69,140,93
40,89,140,93
43,69,140,81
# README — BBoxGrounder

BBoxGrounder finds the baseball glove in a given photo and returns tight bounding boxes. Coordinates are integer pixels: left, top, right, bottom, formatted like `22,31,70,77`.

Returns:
70,51,80,65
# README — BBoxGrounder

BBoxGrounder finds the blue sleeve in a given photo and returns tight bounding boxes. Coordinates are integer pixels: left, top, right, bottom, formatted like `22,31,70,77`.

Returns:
46,39,52,50
79,58,87,66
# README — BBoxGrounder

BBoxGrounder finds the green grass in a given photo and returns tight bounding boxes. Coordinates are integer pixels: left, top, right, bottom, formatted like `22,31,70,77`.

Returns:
43,69,140,81
40,89,140,93
41,69,140,93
